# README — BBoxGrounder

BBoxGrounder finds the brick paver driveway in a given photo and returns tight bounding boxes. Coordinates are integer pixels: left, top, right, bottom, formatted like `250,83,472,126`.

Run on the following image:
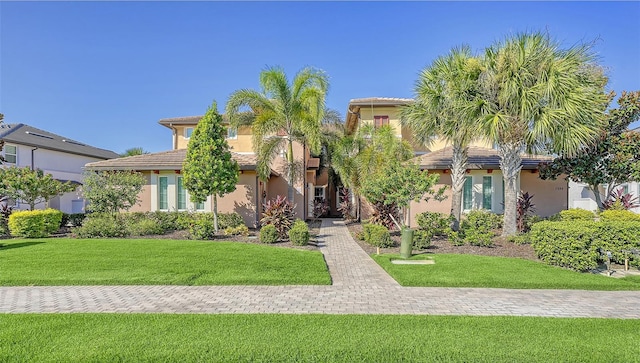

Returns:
1,219,639,318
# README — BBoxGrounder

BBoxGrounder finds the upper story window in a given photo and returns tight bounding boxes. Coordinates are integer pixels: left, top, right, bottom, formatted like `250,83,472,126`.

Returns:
3,144,17,164
227,127,238,139
374,115,389,128
184,128,194,139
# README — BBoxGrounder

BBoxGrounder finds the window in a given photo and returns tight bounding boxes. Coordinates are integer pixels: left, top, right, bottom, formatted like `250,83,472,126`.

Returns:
3,145,16,164
195,201,205,211
622,184,629,195
177,177,186,210
159,177,168,210
482,176,492,210
184,128,194,139
374,116,389,128
463,176,473,210
314,186,325,201
227,127,238,139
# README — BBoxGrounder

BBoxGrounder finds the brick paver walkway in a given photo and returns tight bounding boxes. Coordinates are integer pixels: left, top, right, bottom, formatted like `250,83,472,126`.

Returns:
1,219,639,318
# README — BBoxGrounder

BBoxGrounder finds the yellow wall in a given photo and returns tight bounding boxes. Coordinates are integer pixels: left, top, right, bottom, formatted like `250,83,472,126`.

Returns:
174,125,254,152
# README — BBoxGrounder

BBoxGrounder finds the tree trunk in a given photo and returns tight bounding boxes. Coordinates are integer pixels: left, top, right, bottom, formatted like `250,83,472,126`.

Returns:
213,194,219,234
590,183,603,210
449,145,468,231
287,138,295,203
499,143,522,237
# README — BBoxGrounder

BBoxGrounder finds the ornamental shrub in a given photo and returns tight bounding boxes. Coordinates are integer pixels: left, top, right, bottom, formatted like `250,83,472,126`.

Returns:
559,208,595,221
218,212,245,229
593,221,640,266
364,224,393,248
459,210,498,247
261,195,296,239
224,225,249,236
189,217,216,240
288,220,310,246
599,210,640,222
413,230,432,249
530,221,600,271
128,219,164,236
73,215,129,238
60,213,86,228
260,224,279,244
447,230,465,246
8,209,62,238
415,212,453,236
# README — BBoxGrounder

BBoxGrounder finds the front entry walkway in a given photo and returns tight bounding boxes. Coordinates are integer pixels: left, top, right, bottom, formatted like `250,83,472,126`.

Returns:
1,219,639,318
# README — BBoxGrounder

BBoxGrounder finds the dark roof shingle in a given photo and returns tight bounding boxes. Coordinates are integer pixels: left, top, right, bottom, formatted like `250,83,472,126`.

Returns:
0,123,120,160
413,146,553,170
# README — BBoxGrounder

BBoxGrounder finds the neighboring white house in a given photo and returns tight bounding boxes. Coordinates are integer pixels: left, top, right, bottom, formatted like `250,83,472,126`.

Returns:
567,126,640,213
0,123,120,213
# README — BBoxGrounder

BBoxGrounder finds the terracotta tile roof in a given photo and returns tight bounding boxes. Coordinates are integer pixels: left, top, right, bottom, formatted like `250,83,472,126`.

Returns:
85,149,258,171
412,146,553,170
0,123,120,160
307,157,320,169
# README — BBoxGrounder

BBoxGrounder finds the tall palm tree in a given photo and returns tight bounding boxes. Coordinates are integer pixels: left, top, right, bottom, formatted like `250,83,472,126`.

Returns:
478,32,609,236
120,147,149,157
401,45,483,231
226,67,329,202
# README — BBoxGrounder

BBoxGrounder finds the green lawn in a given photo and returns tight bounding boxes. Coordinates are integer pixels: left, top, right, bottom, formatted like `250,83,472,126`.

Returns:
373,254,640,290
1,314,638,362
0,239,331,285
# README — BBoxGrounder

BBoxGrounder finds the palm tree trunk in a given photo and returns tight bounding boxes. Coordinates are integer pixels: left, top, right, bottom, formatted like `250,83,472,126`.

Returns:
590,183,603,210
213,194,219,234
499,143,522,237
287,138,295,203
449,145,467,231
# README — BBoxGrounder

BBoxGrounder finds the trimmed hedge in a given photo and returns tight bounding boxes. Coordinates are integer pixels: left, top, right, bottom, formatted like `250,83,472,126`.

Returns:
8,209,63,238
415,212,453,236
530,220,640,271
260,224,279,244
559,208,595,221
413,230,432,249
288,220,310,246
73,215,129,238
599,210,640,222
363,224,393,248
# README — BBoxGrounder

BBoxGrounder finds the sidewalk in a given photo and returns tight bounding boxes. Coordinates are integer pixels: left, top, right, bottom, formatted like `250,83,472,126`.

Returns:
1,219,639,318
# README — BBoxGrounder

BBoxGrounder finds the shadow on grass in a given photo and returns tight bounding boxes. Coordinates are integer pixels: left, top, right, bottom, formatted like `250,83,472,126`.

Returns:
0,242,45,251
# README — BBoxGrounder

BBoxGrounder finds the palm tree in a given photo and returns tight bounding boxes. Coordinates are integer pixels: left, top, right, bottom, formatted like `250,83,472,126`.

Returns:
226,66,328,202
401,45,483,231
477,32,609,236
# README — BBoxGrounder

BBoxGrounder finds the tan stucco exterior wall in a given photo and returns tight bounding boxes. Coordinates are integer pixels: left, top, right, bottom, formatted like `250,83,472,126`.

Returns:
174,125,253,152
408,172,452,227
129,172,151,212
520,172,567,217
216,172,260,227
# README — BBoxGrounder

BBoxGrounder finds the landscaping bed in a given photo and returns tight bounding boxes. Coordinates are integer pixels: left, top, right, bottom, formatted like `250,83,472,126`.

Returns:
346,222,537,260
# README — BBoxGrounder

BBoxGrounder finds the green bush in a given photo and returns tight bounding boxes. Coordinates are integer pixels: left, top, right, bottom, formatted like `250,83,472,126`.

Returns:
459,210,498,247
447,230,465,246
559,208,595,221
464,228,494,247
128,219,164,236
288,220,310,246
218,212,245,229
8,209,63,238
146,211,181,232
176,212,197,230
415,212,453,236
260,224,279,244
223,225,249,236
599,210,640,222
189,217,216,240
413,230,432,249
73,215,129,238
364,224,393,248
530,221,600,271
362,223,376,242
508,233,531,245
60,213,86,228
593,221,640,266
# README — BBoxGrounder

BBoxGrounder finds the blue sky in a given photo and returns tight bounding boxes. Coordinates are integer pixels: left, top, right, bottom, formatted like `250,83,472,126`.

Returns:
2,1,639,154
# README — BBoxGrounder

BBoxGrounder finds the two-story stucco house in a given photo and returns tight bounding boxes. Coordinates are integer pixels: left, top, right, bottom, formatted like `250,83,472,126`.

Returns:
0,123,121,213
85,115,323,227
344,97,569,227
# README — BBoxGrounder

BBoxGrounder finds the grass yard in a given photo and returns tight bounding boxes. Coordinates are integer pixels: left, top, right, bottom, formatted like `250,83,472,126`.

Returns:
1,314,638,362
0,239,331,286
373,254,640,290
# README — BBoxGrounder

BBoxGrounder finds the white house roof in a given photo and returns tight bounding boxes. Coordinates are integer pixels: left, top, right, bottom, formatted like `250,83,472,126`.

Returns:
0,123,120,160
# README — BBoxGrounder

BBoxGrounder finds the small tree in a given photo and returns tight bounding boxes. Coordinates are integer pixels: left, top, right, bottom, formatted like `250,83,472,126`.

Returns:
0,166,76,210
183,101,239,233
0,113,5,163
361,162,445,228
82,170,145,216
120,147,149,157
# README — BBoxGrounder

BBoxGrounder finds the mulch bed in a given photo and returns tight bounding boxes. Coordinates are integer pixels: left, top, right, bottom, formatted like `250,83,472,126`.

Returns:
345,221,538,261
